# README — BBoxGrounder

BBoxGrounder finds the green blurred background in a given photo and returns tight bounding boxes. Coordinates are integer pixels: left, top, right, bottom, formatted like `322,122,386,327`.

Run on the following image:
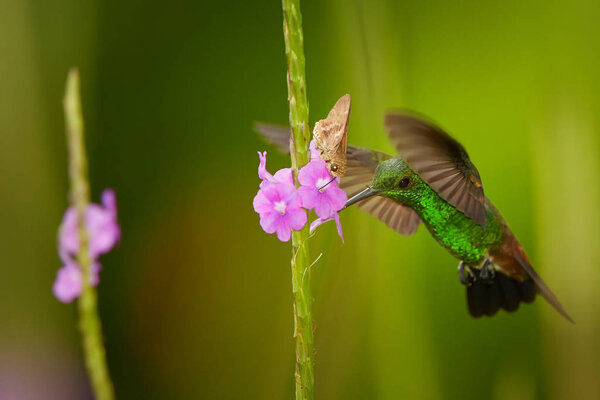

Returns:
1,0,599,398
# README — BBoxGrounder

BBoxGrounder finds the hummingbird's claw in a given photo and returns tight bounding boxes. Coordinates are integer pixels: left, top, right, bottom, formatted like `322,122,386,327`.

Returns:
458,262,475,286
460,259,496,286
479,259,496,284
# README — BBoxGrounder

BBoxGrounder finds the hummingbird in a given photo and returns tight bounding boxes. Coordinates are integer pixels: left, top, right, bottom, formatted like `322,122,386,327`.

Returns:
256,111,573,322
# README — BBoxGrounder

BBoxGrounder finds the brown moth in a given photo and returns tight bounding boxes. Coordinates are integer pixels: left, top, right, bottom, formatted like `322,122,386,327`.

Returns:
313,94,351,177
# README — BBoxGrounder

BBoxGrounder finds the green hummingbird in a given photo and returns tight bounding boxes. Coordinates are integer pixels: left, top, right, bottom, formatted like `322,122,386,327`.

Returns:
256,112,573,322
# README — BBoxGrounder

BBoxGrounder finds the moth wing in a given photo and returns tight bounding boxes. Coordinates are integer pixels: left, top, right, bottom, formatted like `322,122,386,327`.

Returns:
330,94,350,157
385,111,487,228
254,119,349,166
315,94,351,157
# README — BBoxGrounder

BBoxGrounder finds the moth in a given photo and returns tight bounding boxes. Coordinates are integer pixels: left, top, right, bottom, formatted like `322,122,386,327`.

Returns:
313,94,351,177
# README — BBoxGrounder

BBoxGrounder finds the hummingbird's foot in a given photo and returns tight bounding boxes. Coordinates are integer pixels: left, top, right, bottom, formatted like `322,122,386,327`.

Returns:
478,259,496,284
458,261,475,286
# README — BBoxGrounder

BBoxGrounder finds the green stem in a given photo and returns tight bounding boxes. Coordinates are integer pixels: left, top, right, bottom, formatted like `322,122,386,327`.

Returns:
64,68,115,400
281,1,315,399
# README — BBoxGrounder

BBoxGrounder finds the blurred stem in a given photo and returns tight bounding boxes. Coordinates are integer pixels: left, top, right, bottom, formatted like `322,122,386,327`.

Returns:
64,68,115,400
282,1,315,399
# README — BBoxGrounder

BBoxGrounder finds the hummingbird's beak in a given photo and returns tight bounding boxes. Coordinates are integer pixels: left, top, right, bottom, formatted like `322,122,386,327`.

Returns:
345,186,380,208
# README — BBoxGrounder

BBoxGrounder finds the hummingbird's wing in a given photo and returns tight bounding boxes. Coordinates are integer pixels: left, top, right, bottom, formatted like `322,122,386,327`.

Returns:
253,123,293,153
255,123,422,235
385,112,487,228
338,146,388,194
353,195,422,235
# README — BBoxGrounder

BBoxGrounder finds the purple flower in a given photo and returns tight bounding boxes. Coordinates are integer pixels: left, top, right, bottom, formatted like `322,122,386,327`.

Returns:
309,140,320,160
254,152,307,242
59,189,120,262
258,151,293,188
253,149,346,243
297,159,347,219
253,183,307,242
53,261,101,303
54,189,120,303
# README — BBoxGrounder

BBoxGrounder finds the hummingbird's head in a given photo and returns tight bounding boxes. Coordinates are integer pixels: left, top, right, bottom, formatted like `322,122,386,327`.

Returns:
345,157,425,208
372,157,416,191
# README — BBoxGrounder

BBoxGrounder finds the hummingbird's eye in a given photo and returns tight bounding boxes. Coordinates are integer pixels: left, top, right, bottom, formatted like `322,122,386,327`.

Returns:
330,164,338,172
398,177,411,189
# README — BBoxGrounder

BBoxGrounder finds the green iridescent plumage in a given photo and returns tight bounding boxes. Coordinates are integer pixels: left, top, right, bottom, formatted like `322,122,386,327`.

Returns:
371,157,502,266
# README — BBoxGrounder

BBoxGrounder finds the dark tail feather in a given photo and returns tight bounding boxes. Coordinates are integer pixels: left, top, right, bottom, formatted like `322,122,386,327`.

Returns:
513,255,575,324
467,270,537,318
466,259,575,323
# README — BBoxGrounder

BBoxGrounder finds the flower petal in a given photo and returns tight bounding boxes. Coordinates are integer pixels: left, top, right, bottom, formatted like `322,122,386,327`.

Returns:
275,224,292,242
288,190,303,208
253,188,272,214
272,168,294,186
309,214,344,242
309,217,325,233
58,189,121,260
259,211,279,234
333,213,344,243
101,188,117,215
309,140,320,161
52,261,101,303
58,207,79,261
258,151,273,181
89,262,102,286
314,195,334,219
323,184,348,212
297,186,319,210
298,159,329,187
89,225,120,257
53,263,82,303
284,206,307,231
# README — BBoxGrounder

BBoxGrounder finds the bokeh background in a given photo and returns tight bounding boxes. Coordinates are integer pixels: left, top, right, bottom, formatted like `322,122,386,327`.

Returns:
2,0,599,399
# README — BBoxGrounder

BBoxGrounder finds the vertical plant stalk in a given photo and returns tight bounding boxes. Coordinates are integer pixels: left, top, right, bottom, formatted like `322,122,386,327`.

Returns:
281,1,315,399
64,68,115,400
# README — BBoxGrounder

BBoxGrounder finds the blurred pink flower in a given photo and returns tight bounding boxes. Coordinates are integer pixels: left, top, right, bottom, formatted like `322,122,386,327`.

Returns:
54,189,120,303
59,189,120,262
52,261,101,303
297,159,347,219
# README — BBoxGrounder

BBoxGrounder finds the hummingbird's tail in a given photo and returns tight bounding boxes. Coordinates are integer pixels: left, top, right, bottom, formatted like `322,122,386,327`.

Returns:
466,267,537,319
512,255,575,323
466,260,574,323
485,228,575,323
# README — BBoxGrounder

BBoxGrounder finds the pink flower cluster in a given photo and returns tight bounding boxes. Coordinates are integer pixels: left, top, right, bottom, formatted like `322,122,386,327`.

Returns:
53,189,121,303
253,141,346,242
